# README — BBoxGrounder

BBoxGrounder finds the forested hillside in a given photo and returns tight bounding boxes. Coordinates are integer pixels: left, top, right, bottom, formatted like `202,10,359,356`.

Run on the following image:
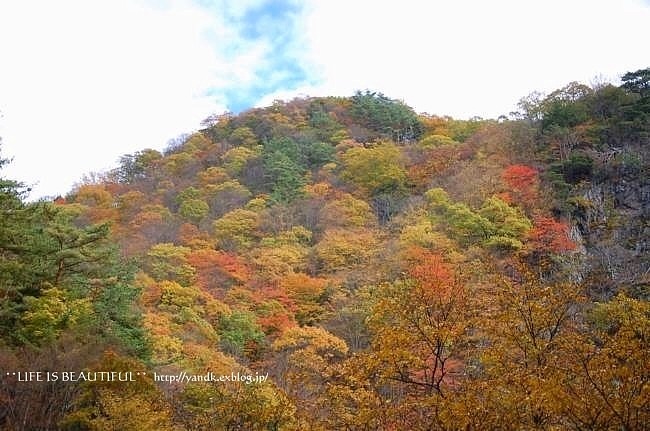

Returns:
1,69,648,430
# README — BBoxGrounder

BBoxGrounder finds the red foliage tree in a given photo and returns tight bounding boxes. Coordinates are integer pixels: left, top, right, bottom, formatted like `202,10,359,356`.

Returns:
405,247,455,299
528,217,576,254
186,249,251,292
501,164,539,207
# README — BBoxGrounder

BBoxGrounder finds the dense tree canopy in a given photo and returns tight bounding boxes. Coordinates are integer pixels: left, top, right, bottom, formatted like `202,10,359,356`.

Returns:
1,71,649,429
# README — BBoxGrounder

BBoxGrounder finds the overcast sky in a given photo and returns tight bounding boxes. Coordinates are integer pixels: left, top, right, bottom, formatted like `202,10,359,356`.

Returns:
1,0,649,199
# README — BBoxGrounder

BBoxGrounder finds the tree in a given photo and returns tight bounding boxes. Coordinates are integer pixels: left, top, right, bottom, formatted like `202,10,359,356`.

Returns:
112,149,162,183
474,265,585,428
501,164,539,207
0,198,121,344
619,68,650,142
212,208,259,251
350,90,424,142
528,216,576,254
204,179,252,218
92,266,151,359
478,196,533,250
186,248,250,291
197,166,229,186
621,67,650,97
340,142,407,196
176,378,297,430
557,293,650,430
271,326,348,425
228,126,259,148
320,193,375,228
539,82,592,131
318,250,471,430
222,146,261,176
280,273,329,326
59,352,175,431
425,187,532,250
515,91,545,122
125,204,175,253
367,248,468,398
262,137,307,203
314,228,379,272
218,310,265,358
178,198,209,223
0,145,155,427
18,286,91,344
144,243,195,286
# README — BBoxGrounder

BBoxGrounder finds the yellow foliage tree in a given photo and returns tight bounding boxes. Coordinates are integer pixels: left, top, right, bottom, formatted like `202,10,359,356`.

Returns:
314,228,379,272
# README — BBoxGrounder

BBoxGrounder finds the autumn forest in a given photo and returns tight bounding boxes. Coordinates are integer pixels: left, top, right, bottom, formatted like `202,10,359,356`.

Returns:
1,68,649,430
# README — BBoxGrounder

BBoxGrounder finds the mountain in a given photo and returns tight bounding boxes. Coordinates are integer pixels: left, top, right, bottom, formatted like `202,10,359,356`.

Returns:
1,71,648,430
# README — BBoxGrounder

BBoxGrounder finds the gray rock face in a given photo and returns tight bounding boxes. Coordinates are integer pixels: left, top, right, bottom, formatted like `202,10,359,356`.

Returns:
569,158,649,300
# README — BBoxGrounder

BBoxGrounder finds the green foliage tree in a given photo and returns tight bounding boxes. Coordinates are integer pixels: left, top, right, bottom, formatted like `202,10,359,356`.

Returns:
92,266,151,359
308,98,347,142
0,203,117,342
1,145,149,358
350,90,424,142
621,67,650,97
478,196,533,249
113,149,162,183
619,67,650,141
550,153,594,184
302,140,335,168
219,310,265,357
262,137,306,203
179,198,209,223
426,188,532,250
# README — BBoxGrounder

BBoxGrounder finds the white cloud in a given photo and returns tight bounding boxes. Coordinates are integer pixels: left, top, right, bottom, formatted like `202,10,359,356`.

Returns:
297,0,650,117
0,0,260,198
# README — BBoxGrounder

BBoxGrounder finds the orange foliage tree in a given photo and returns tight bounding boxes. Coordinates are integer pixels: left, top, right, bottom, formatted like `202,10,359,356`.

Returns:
186,248,251,293
501,164,539,209
528,216,577,254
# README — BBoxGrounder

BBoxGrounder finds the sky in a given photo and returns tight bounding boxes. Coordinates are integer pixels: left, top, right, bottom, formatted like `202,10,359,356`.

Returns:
0,0,649,199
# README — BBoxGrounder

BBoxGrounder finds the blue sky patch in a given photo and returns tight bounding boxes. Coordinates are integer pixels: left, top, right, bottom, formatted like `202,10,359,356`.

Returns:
198,0,313,113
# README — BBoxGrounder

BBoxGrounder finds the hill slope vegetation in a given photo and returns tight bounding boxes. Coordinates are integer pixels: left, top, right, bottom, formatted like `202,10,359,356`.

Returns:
1,71,649,430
